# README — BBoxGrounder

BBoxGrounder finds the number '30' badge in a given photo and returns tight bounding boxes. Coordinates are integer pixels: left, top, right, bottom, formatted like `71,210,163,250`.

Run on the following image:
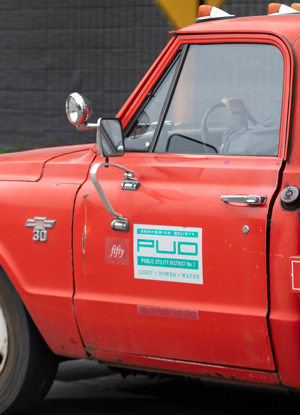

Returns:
25,217,56,242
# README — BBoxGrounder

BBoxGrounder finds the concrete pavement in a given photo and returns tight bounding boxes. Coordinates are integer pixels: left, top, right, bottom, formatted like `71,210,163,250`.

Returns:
26,359,300,414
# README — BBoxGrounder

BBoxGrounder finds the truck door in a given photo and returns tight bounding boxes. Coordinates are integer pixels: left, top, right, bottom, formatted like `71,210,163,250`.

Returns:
73,38,290,371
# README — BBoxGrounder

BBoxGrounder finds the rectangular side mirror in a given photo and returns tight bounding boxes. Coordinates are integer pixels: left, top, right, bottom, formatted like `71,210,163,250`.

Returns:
96,118,124,157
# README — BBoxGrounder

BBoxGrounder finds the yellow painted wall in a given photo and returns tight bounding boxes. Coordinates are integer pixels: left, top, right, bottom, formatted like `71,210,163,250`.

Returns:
204,0,227,8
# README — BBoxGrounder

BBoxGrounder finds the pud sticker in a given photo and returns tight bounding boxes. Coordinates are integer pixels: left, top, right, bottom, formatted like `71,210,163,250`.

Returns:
134,224,203,284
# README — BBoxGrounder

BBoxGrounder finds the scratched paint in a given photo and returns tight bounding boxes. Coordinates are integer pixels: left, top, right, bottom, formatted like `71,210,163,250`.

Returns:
137,305,199,320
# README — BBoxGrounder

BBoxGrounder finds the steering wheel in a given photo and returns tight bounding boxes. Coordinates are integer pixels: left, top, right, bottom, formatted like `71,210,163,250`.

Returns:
200,102,258,148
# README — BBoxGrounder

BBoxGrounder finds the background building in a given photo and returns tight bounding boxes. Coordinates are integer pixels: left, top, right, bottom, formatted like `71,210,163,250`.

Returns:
0,0,274,150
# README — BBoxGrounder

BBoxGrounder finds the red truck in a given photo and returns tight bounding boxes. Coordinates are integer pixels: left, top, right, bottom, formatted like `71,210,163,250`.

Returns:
2,3,300,413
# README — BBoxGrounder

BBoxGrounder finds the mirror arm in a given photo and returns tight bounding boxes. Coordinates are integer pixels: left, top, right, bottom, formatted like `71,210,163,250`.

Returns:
90,162,135,232
76,122,98,131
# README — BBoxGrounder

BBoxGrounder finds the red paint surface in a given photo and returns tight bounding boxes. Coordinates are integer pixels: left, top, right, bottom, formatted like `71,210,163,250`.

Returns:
0,144,94,182
73,153,279,370
0,147,96,357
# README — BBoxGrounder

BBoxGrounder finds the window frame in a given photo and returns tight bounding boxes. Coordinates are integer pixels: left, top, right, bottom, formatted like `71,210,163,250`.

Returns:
123,48,183,152
121,33,293,159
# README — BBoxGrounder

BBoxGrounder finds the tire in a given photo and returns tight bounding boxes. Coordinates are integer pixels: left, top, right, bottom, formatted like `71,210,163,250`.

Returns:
0,269,59,414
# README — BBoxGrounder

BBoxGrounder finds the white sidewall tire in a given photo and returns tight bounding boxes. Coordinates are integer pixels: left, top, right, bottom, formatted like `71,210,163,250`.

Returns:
0,271,59,415
0,274,30,415
0,306,8,375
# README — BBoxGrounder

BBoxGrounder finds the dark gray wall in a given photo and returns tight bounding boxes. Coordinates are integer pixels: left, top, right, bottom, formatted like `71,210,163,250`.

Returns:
223,0,273,16
0,0,281,150
0,0,171,150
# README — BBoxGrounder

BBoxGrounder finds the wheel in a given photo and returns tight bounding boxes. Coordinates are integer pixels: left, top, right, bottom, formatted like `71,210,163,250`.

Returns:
0,269,59,414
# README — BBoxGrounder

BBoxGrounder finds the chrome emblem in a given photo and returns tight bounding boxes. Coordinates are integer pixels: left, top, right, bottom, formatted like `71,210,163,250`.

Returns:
25,217,56,242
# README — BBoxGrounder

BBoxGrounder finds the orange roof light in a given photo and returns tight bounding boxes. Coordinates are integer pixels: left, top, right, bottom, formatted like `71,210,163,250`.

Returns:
268,3,299,14
198,5,213,18
268,3,281,13
197,5,234,21
291,3,300,11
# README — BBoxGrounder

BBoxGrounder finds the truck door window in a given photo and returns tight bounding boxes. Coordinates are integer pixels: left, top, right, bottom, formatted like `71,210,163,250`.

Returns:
154,44,284,156
124,54,180,152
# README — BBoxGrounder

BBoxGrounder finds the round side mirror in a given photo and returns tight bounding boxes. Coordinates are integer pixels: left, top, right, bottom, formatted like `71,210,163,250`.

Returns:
65,93,93,126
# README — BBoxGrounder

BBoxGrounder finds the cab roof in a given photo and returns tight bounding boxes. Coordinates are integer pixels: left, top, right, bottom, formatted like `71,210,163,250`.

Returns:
177,13,300,44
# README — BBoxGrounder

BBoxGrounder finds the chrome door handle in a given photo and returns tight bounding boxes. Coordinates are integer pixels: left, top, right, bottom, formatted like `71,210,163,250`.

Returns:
221,195,267,205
